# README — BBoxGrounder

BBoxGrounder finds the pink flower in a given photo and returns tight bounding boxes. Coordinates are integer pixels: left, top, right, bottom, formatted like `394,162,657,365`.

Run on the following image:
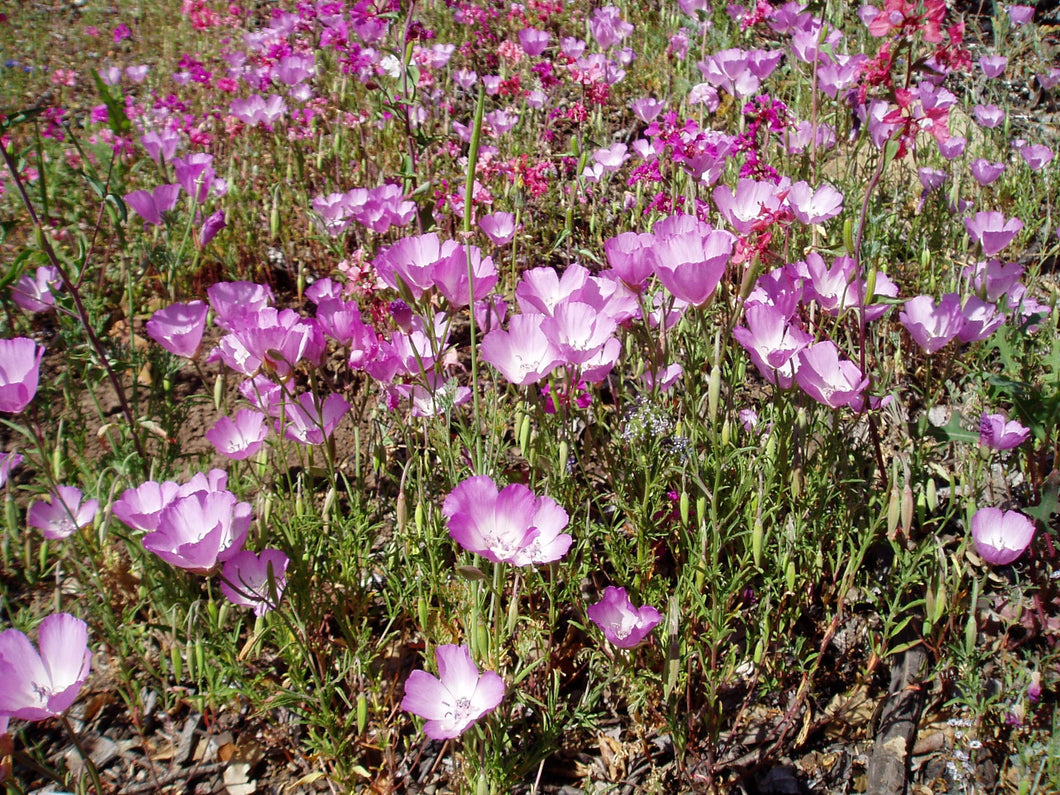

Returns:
515,264,591,316
111,479,182,533
587,586,661,648
205,409,269,459
141,488,251,572
401,644,505,740
479,212,516,245
1007,5,1034,24
970,160,1005,186
733,303,813,388
541,301,618,365
979,412,1030,450
899,293,965,353
979,56,1007,78
787,181,844,225
652,217,734,306
443,475,571,566
207,281,274,330
971,507,1035,565
11,266,61,313
480,314,562,386
518,28,550,56
430,244,498,308
374,233,458,298
0,338,44,414
279,392,349,445
220,549,289,616
208,308,324,378
957,296,1004,343
589,6,634,49
713,179,787,234
793,341,869,410
125,184,181,226
146,300,208,359
199,210,226,247
604,232,658,291
0,613,91,721
27,486,98,541
1020,144,1054,171
174,153,220,204
964,211,1023,257
972,104,1004,128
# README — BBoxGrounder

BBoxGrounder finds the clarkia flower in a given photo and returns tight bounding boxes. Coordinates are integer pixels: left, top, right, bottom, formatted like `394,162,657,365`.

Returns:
0,613,91,721
220,549,289,616
0,337,44,414
793,341,868,410
971,507,1035,565
401,644,505,740
0,452,21,488
587,586,662,648
652,216,734,306
12,266,61,313
125,184,181,226
964,211,1023,257
146,300,209,359
205,409,269,460
279,392,349,445
141,487,251,572
478,212,516,245
899,294,965,353
443,475,571,566
27,486,98,541
979,412,1030,450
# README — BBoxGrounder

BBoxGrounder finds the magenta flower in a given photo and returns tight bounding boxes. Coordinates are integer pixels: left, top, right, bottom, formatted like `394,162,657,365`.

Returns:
787,181,844,225
604,232,658,291
1020,144,1054,171
652,217,734,307
146,300,209,359
174,153,218,204
199,209,226,247
207,281,274,330
972,104,1004,128
970,160,1005,186
713,179,786,234
971,508,1035,565
0,613,91,721
443,475,571,566
793,341,869,411
220,549,289,616
0,337,44,414
979,412,1031,450
733,303,813,389
209,308,324,378
401,644,505,740
278,392,349,445
141,489,251,572
205,409,269,460
12,266,61,313
480,314,562,386
589,6,634,49
479,212,516,245
979,56,1008,78
112,479,182,533
966,211,1021,258
957,296,1004,343
125,184,181,226
518,28,550,56
587,587,662,649
27,486,98,541
899,294,966,353
1007,4,1035,24
541,301,618,365
430,244,498,308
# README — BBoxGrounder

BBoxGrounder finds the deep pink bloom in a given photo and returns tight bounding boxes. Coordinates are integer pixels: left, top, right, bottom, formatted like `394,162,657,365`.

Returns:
970,160,1005,186
146,300,208,358
793,341,869,410
587,586,662,648
198,209,226,247
787,181,844,225
125,184,181,226
207,281,274,330
972,508,1035,565
899,293,965,353
142,488,251,572
1020,144,1054,171
604,232,658,290
443,475,571,566
979,412,1030,450
957,296,1004,342
733,303,813,388
401,644,505,740
220,548,289,616
278,392,349,445
205,409,269,460
12,266,61,313
0,338,44,414
652,217,734,306
0,613,91,720
964,211,1023,257
478,212,516,245
480,314,562,385
174,153,218,204
27,486,98,541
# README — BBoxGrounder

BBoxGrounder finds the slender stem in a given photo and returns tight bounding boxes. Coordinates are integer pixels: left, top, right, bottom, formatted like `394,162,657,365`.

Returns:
1,145,148,463
463,85,488,472
61,714,106,794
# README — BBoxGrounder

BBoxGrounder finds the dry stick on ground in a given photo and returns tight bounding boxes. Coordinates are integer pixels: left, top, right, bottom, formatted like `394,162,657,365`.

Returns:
865,641,929,795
